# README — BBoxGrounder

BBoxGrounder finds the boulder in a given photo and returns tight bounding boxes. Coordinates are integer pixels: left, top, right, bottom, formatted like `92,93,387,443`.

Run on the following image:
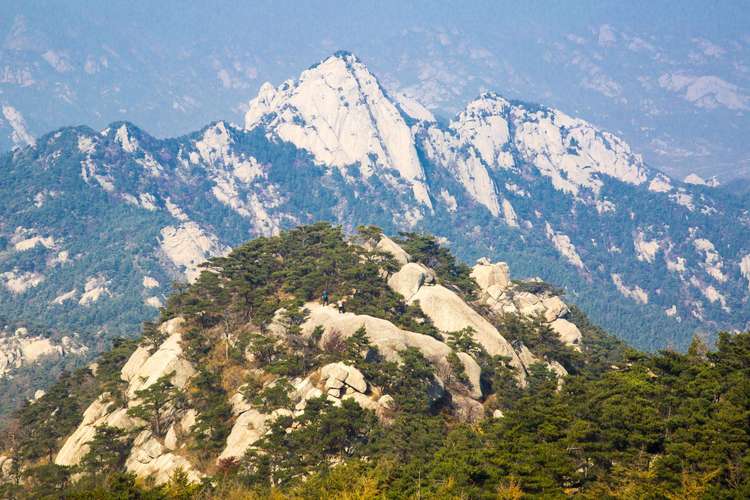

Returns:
342,392,379,412
486,291,518,314
293,376,324,410
325,376,345,390
164,425,178,451
471,259,511,292
541,296,569,322
343,366,368,393
321,362,368,394
484,284,507,302
549,318,582,348
376,236,410,266
513,292,545,317
387,262,435,300
295,387,323,411
126,432,201,485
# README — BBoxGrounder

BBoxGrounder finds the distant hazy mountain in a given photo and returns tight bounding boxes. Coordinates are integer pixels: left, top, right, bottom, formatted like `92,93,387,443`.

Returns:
1,3,749,181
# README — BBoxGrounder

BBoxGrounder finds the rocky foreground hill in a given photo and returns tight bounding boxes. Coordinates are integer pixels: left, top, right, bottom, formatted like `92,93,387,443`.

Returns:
0,224,748,498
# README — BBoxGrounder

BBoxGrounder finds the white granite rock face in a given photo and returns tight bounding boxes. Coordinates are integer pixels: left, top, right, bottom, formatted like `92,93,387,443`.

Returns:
549,319,583,348
376,236,411,266
470,258,511,292
220,409,266,460
387,262,436,300
245,52,432,207
321,362,368,394
126,431,202,485
55,397,138,466
388,265,525,377
0,328,87,379
55,318,201,484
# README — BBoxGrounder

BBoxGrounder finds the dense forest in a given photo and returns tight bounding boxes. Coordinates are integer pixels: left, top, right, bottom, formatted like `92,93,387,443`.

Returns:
0,224,748,499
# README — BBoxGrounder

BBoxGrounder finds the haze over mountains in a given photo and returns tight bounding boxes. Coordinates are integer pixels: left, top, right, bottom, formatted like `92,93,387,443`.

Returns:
1,1,749,182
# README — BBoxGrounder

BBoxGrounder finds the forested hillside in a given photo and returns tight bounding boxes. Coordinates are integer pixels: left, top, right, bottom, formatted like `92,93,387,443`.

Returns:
0,224,747,499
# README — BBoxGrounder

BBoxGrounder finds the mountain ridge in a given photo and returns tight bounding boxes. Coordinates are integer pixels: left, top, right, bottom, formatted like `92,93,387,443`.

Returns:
1,224,623,487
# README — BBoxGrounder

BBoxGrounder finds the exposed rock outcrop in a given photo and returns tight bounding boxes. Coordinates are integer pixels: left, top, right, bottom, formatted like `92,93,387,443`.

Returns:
321,362,368,396
0,327,88,379
0,455,14,481
55,318,201,485
47,233,587,486
302,304,482,399
219,408,293,461
387,263,526,377
470,258,582,350
470,258,511,293
218,362,384,461
126,431,202,485
376,236,411,266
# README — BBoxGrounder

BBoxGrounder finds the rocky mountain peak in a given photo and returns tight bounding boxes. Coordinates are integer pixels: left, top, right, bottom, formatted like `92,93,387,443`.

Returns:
244,52,432,207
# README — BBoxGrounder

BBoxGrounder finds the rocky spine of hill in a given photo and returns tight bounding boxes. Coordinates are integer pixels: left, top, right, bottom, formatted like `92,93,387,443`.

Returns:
1,227,594,486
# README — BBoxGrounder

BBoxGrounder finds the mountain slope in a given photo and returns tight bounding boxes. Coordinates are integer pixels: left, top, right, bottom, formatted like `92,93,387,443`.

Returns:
0,225,624,486
0,52,748,393
245,52,431,207
1,225,748,498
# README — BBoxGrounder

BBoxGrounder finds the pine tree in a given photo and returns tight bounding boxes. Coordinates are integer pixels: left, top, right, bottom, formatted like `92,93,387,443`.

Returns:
127,372,182,436
81,425,132,478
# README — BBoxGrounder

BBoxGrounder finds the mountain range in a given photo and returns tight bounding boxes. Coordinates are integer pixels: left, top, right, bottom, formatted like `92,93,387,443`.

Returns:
1,52,749,406
2,4,750,183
